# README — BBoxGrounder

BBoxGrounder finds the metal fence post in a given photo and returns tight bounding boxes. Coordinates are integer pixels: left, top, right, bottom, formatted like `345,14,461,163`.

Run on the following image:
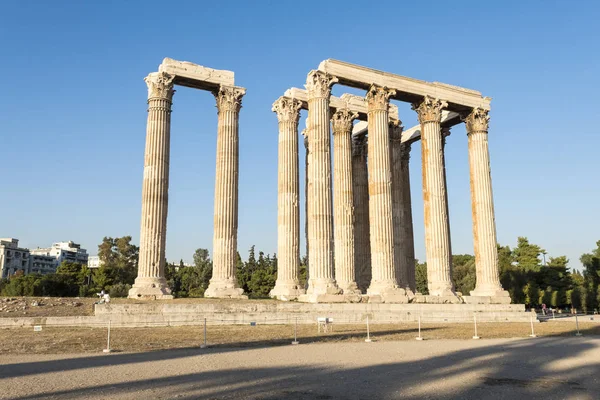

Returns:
416,315,423,341
292,318,299,345
472,314,480,340
103,320,112,353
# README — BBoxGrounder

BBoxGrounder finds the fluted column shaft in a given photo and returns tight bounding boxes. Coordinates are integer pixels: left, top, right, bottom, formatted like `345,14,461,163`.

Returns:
413,96,455,296
129,72,175,299
352,135,371,292
465,108,509,297
398,143,416,291
389,121,407,289
332,109,360,293
366,85,399,295
270,97,305,299
304,71,340,295
205,85,247,298
303,131,310,288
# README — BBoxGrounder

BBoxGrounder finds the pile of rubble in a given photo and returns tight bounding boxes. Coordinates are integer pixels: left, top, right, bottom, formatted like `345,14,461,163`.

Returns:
0,297,85,316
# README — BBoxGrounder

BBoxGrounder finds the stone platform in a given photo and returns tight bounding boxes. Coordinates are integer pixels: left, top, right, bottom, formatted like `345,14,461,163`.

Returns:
89,301,532,327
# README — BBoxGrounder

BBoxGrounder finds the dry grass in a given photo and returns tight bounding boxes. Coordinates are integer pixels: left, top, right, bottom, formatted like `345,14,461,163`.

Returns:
1,321,597,355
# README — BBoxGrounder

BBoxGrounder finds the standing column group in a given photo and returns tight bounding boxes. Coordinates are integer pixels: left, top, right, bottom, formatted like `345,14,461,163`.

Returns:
129,72,175,299
270,97,305,300
205,85,247,299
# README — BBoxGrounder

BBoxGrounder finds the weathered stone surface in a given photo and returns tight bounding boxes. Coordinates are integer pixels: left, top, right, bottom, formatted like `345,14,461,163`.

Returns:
206,85,247,299
352,135,371,292
332,108,361,295
129,72,175,300
283,87,398,121
318,59,491,111
303,70,342,298
365,85,403,296
159,58,234,90
464,108,510,299
270,97,305,300
413,96,456,298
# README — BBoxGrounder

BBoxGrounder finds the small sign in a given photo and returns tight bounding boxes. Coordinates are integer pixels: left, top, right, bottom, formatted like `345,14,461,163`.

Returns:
33,325,42,332
250,322,256,326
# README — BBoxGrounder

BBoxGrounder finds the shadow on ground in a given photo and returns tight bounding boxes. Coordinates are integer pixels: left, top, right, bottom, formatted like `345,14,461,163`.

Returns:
1,331,599,399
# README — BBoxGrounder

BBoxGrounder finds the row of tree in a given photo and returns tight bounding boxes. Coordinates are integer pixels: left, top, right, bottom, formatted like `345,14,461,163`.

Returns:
1,236,599,312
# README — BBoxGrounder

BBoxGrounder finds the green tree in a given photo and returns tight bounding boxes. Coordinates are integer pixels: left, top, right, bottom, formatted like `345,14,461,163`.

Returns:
452,254,476,295
415,260,428,295
580,241,600,312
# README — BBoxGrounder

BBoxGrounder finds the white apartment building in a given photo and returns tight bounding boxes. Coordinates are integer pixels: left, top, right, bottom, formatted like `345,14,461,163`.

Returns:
87,255,102,269
0,238,30,278
0,239,90,278
30,241,89,266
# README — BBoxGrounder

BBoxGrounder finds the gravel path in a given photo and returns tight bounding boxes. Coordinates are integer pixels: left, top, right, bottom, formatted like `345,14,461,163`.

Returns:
1,338,598,399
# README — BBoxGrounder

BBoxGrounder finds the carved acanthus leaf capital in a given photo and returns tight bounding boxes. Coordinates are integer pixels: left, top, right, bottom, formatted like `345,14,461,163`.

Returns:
400,142,412,161
213,85,246,113
463,108,490,134
352,134,368,157
411,95,448,124
331,108,358,135
272,96,302,124
389,119,404,142
305,70,338,99
145,72,175,100
366,84,396,111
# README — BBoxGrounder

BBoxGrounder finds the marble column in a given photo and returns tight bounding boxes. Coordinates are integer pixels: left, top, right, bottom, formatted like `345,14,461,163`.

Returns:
205,85,247,299
303,70,341,297
398,142,417,292
464,108,510,299
365,85,402,296
129,71,175,299
352,135,371,293
412,96,455,297
441,127,453,269
332,108,361,294
270,97,305,300
302,130,310,288
389,120,407,289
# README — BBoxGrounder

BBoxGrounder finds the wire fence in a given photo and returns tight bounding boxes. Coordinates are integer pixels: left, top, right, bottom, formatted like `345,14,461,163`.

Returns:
10,311,597,354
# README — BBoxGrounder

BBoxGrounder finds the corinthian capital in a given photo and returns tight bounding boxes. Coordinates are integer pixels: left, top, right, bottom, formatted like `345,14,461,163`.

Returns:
305,70,338,99
411,95,448,124
213,85,246,113
331,108,358,135
366,84,396,112
389,119,404,142
272,96,302,124
145,72,175,100
463,108,490,134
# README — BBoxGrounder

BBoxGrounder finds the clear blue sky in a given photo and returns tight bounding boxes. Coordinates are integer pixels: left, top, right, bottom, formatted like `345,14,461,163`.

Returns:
1,1,598,270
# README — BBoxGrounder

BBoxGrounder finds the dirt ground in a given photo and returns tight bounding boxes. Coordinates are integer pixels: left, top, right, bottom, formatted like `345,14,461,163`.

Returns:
0,321,597,355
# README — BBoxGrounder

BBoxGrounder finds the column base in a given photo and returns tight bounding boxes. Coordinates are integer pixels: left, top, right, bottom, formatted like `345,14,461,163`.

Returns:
428,283,456,297
128,277,173,300
205,279,248,299
269,281,306,301
413,294,464,304
306,278,342,296
337,281,363,295
367,280,401,296
469,287,511,304
297,293,363,303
